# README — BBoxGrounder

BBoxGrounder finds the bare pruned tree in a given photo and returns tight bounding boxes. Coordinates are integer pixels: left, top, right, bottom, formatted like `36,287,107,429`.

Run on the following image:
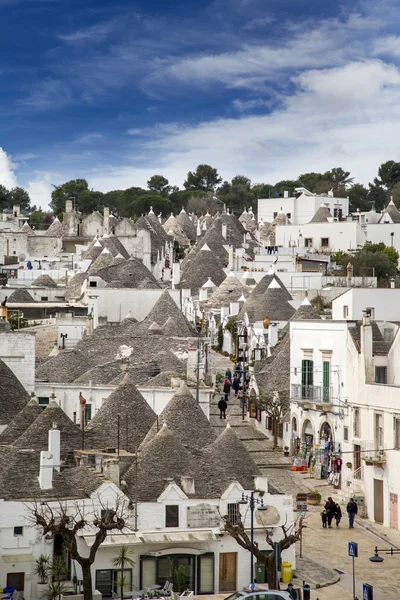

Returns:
256,392,288,449
222,511,304,589
27,496,129,600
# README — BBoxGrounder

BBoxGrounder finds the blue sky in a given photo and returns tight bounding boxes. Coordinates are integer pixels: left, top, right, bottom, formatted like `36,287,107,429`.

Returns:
1,0,400,208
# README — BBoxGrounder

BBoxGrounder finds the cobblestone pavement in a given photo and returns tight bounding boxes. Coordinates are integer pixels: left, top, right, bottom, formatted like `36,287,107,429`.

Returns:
208,353,400,598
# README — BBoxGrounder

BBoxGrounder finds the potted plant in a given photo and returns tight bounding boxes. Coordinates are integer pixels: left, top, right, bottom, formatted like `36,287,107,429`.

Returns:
35,555,51,585
283,446,290,457
307,490,322,505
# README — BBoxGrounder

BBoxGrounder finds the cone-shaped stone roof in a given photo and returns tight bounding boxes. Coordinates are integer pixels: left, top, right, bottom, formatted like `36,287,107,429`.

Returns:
126,424,197,501
21,222,35,236
0,398,43,444
0,359,30,425
179,247,226,293
140,382,216,450
309,203,332,223
13,400,81,456
201,424,260,491
176,209,197,242
45,217,63,236
202,272,249,309
81,239,103,261
95,257,160,289
379,198,400,224
238,275,292,321
88,248,115,273
85,372,157,452
32,274,58,288
140,290,196,336
8,289,34,303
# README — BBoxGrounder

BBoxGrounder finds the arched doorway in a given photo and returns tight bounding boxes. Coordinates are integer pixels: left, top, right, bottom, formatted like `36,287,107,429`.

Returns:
318,421,335,479
291,415,299,454
302,418,314,451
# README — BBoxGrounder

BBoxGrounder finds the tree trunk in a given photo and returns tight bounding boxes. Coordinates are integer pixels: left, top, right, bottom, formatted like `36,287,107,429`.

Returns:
266,555,279,590
82,564,93,600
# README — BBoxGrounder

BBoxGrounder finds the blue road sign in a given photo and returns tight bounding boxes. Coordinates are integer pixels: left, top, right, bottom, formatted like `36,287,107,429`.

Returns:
363,583,373,600
348,541,358,557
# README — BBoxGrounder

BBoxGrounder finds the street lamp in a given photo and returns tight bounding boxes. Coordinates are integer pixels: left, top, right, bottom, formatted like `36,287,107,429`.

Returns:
369,546,400,562
238,492,267,585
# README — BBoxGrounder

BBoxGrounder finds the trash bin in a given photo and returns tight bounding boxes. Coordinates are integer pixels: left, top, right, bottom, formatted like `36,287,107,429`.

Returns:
303,583,311,600
281,561,292,583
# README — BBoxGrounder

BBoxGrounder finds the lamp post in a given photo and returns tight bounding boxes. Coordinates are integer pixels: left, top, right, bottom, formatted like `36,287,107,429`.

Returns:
369,546,400,562
238,492,267,586
60,332,67,350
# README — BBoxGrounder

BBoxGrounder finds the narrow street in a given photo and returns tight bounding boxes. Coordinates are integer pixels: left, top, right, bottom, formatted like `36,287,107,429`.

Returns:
207,352,400,599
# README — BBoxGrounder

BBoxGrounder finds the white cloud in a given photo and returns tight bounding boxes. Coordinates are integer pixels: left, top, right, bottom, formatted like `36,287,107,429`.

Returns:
88,60,400,191
0,147,18,188
372,35,400,58
74,133,105,144
26,173,54,210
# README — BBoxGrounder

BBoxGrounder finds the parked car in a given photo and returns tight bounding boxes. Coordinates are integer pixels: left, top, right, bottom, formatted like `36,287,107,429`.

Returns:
224,591,293,600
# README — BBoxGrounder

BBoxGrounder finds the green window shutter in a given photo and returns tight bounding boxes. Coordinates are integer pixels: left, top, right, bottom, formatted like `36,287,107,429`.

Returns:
301,360,307,398
308,360,314,387
323,361,330,402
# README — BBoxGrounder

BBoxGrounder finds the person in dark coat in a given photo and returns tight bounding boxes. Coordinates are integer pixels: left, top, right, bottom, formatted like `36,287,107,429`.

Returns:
225,367,232,383
232,374,240,396
335,503,342,527
324,497,336,528
347,498,358,528
223,377,231,401
286,583,297,600
218,397,227,419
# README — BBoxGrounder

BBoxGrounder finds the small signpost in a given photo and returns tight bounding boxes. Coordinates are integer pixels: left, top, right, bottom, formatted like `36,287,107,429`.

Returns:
363,583,373,600
296,493,308,558
349,542,358,600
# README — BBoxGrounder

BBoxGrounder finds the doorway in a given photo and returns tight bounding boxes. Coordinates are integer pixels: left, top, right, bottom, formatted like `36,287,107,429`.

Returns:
390,493,398,529
353,444,361,476
374,479,384,524
219,552,237,592
7,573,24,592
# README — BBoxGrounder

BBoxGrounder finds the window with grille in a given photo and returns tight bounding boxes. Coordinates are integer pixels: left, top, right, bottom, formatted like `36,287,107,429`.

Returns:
301,359,314,399
321,238,329,248
375,366,387,384
227,503,239,525
304,238,313,248
344,426,349,442
165,505,179,528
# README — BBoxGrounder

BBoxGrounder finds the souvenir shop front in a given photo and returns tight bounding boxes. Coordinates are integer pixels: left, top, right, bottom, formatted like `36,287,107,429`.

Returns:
292,418,342,486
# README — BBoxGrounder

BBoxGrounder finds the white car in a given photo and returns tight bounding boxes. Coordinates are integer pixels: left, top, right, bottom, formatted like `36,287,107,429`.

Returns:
224,591,294,600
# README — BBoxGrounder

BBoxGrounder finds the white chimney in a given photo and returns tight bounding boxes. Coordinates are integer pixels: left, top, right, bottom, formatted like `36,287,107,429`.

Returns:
230,301,239,316
199,288,208,301
254,475,268,493
197,221,201,237
103,207,110,234
228,246,234,270
103,458,120,485
269,323,278,347
180,476,195,494
361,314,374,382
221,306,230,320
39,451,53,489
65,199,73,213
48,426,61,472
284,191,289,198
13,205,20,217
222,223,227,240
172,262,181,287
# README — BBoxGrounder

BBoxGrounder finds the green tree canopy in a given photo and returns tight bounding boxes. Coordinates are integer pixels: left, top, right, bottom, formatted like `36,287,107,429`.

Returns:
0,184,31,212
147,174,176,197
50,179,90,214
184,164,222,192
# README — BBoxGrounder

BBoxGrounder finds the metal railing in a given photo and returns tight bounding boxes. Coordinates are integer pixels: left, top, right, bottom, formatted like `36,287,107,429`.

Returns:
291,383,333,403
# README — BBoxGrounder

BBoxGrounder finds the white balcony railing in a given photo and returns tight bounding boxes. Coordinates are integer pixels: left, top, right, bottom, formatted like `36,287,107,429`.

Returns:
291,383,333,403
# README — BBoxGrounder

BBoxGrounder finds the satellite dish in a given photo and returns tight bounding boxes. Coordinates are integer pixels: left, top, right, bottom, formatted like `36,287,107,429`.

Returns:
19,254,26,262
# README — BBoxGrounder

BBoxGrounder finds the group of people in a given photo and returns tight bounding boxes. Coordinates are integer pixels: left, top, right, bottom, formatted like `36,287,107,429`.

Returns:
218,366,250,419
321,496,358,529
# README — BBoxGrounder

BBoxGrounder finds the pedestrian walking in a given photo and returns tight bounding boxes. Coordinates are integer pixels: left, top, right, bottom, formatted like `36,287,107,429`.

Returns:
232,374,240,396
286,583,297,600
321,509,327,528
223,377,231,401
335,503,342,528
347,497,358,528
225,367,232,383
218,397,227,419
324,496,336,528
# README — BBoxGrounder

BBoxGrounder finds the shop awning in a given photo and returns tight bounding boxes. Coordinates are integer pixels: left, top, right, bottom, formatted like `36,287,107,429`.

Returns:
2,554,35,563
82,533,141,547
141,531,214,543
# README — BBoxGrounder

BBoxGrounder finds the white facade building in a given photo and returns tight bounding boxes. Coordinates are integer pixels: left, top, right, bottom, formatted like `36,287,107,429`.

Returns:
332,288,400,321
257,189,350,225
